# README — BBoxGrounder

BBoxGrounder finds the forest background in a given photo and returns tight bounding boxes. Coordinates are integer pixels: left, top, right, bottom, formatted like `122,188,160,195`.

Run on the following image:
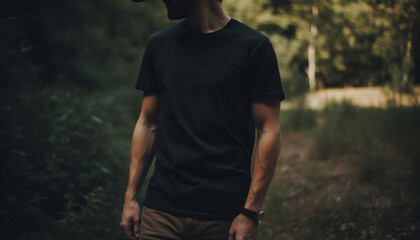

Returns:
1,0,419,239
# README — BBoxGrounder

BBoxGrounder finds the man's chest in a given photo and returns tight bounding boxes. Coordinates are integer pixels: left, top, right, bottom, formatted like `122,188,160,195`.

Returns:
154,41,249,93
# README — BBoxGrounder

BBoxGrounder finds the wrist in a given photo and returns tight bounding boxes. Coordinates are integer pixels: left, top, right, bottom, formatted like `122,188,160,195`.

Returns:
240,207,265,225
244,202,263,212
124,189,138,201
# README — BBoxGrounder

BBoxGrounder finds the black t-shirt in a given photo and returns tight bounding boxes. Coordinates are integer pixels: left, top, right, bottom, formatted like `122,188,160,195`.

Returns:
135,18,285,220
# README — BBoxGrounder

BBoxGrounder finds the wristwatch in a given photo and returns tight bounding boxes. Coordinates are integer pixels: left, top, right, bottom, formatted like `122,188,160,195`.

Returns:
240,208,265,225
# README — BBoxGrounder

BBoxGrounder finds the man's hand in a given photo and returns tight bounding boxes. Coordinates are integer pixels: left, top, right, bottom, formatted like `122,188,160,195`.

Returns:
228,214,257,240
120,200,141,240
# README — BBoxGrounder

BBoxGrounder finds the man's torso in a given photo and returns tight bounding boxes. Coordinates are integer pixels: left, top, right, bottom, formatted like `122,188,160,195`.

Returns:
135,18,284,220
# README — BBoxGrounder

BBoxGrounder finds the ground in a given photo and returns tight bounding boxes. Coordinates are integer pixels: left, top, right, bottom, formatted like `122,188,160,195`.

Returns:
263,131,419,240
259,86,420,240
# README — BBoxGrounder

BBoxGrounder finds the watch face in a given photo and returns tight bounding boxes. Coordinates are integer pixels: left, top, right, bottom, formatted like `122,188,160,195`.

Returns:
256,211,265,223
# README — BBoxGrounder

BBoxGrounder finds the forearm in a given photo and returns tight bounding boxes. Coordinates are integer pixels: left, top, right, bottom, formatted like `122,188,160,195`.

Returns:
244,129,280,211
125,120,157,200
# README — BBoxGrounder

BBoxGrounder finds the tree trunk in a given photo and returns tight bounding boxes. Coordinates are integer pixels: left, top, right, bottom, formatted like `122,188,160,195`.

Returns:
308,0,318,91
402,21,412,85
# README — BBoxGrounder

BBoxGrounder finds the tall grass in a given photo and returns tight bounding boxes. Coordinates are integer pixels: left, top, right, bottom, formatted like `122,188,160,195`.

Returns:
314,102,420,191
264,99,420,239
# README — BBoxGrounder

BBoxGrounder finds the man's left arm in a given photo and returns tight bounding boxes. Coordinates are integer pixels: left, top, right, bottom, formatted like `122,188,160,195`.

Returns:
229,98,281,240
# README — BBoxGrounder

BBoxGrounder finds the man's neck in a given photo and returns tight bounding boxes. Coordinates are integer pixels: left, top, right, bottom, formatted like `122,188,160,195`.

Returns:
185,0,231,34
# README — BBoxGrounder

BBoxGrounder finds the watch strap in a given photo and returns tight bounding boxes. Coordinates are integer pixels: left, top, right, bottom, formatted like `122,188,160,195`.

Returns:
240,208,259,224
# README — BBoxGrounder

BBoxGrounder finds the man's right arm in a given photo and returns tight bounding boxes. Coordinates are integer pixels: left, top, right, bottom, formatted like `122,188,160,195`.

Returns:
120,92,160,240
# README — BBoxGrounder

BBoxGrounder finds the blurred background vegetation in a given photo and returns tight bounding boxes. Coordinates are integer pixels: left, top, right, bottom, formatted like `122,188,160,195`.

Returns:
0,0,419,239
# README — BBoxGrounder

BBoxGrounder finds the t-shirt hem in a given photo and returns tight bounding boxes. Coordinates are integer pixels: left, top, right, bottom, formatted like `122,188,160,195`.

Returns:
250,91,286,101
134,83,160,93
142,200,238,221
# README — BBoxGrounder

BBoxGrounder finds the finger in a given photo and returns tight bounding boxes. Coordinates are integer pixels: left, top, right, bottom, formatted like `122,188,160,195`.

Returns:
122,222,135,240
133,218,140,238
133,222,140,239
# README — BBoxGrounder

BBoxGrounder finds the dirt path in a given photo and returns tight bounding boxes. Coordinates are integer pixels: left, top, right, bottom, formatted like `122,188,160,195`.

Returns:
260,87,420,239
267,132,360,239
266,131,420,239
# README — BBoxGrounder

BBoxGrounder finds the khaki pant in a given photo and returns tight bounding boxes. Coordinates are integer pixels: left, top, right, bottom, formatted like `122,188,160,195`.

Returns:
140,206,232,240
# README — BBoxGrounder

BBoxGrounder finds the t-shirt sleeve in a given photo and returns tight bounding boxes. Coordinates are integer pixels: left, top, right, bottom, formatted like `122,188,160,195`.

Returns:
248,37,286,101
134,37,160,93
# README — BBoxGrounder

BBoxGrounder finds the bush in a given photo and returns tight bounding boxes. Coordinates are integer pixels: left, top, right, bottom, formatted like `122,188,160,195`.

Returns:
0,2,157,238
0,81,137,239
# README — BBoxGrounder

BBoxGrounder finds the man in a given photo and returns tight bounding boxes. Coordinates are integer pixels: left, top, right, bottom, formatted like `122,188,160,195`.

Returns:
120,0,285,239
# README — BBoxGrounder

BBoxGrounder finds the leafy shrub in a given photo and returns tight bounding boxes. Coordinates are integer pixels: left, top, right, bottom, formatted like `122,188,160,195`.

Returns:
281,97,317,131
0,81,137,239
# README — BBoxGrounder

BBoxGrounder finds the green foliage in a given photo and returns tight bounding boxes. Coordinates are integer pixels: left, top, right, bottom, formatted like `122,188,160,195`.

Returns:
5,0,170,89
0,81,136,239
0,1,158,239
282,68,310,98
388,56,415,94
313,102,420,190
226,0,420,87
313,101,359,157
281,97,317,131
278,102,420,239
